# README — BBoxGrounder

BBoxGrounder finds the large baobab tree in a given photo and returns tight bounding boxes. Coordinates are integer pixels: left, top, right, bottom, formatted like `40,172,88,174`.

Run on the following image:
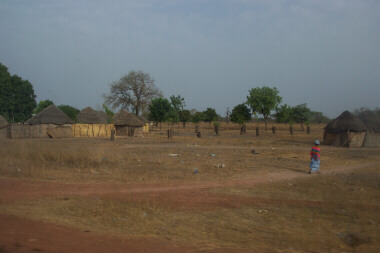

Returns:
104,70,162,115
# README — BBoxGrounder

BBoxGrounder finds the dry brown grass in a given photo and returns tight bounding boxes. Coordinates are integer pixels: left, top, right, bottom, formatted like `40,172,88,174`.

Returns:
1,122,379,252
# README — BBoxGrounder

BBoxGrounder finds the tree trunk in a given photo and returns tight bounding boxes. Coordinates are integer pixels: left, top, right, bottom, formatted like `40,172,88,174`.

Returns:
214,125,220,136
272,127,276,134
159,122,161,131
290,126,293,135
256,127,259,136
307,126,310,134
110,129,115,141
167,129,172,139
197,131,201,138
264,117,268,130
195,125,199,133
182,122,186,128
301,122,304,131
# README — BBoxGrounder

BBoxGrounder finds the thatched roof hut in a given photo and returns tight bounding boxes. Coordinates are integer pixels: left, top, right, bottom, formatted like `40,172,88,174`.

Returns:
324,111,367,133
358,110,380,133
114,110,144,127
27,105,73,125
0,115,8,129
324,111,367,147
77,107,108,124
113,110,144,137
358,110,380,147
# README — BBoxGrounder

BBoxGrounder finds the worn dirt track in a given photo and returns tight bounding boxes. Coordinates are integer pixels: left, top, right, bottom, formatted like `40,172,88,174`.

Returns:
0,161,377,253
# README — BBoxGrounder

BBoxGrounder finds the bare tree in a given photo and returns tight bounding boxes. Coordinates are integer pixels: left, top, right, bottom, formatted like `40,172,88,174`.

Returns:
104,71,162,115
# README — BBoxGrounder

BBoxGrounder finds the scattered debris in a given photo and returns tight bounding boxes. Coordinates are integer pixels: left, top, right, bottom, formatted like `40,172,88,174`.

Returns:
258,210,268,214
210,153,216,157
251,149,259,154
168,153,181,157
142,212,147,218
216,163,226,168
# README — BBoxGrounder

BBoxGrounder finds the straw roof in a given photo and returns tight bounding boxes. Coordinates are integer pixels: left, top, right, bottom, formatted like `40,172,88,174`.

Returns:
0,115,8,129
113,110,144,127
324,111,367,133
27,105,73,125
358,110,380,133
137,115,148,123
77,107,108,124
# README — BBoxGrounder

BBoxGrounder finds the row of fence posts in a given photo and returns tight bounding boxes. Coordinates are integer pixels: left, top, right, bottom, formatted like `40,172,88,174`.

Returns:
156,124,311,140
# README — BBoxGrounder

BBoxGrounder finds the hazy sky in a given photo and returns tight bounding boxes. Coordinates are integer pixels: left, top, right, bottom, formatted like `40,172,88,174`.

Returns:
1,0,379,118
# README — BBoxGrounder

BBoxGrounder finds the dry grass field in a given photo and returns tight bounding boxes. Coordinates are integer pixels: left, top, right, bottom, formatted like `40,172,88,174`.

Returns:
0,122,379,253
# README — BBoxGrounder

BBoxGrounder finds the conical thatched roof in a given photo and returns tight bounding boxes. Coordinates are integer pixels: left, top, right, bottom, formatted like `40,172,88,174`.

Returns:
98,110,109,123
77,107,108,124
27,105,73,125
0,115,8,129
137,115,148,123
358,110,380,133
114,110,144,127
324,111,367,133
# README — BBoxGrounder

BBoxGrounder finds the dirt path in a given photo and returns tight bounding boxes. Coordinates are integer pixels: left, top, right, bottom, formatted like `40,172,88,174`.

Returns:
0,161,377,253
0,161,377,203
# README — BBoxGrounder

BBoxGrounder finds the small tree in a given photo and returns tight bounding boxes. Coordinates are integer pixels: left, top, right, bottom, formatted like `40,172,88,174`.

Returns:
148,97,171,130
191,111,203,125
202,108,218,124
247,86,282,129
274,104,293,124
230,104,251,124
292,103,311,131
57,105,80,122
178,109,191,127
102,104,115,123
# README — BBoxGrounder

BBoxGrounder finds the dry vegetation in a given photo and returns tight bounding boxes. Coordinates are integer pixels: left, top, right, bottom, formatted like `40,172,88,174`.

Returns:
0,122,379,252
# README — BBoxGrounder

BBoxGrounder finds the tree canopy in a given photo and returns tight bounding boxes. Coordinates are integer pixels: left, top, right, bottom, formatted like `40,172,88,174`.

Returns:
247,86,282,128
230,104,252,124
0,63,37,122
57,105,80,122
34,100,54,114
178,109,191,126
202,108,218,123
104,70,162,116
148,97,172,128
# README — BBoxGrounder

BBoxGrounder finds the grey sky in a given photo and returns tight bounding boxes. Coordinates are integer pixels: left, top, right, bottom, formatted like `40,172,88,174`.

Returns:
1,0,379,118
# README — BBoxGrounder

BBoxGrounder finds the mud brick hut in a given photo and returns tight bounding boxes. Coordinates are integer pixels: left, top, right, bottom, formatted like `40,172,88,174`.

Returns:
8,105,73,139
0,115,8,138
73,107,114,137
324,111,368,147
113,110,144,137
137,115,150,134
358,110,380,147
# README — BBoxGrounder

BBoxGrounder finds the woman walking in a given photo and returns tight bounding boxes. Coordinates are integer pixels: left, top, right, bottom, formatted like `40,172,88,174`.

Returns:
309,140,321,174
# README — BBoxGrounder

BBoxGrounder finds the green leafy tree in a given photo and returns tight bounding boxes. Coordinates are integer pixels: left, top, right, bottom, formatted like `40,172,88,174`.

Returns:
274,104,293,124
34,100,54,114
247,86,282,129
178,109,191,127
104,70,162,116
191,111,203,125
166,109,180,128
0,63,36,122
309,111,329,124
57,105,80,122
102,104,115,123
148,97,171,130
230,104,252,124
202,108,218,124
292,103,311,131
170,95,185,112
